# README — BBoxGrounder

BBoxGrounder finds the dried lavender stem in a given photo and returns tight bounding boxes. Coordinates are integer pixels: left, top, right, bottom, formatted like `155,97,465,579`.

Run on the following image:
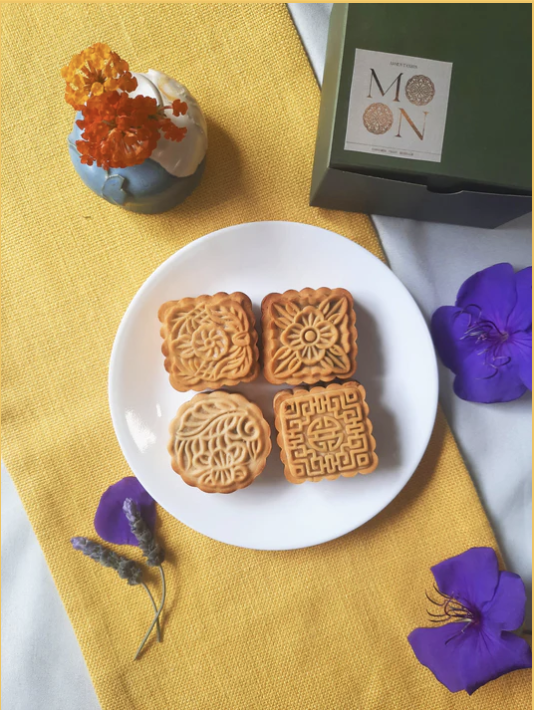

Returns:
122,499,166,658
134,565,166,660
141,582,161,643
122,498,165,567
71,537,142,585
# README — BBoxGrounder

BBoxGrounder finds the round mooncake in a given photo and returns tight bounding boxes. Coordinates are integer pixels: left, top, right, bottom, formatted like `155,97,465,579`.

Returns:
168,391,271,493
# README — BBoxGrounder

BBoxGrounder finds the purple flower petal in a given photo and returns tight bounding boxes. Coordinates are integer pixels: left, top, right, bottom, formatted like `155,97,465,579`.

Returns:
409,623,532,695
431,548,499,609
453,347,527,403
510,330,532,391
461,631,532,695
456,263,517,331
482,571,527,632
94,477,156,546
507,267,532,333
408,622,474,693
431,307,477,374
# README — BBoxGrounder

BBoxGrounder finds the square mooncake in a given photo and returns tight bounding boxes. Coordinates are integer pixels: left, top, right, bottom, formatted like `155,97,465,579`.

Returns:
262,287,357,385
274,381,378,484
159,292,260,392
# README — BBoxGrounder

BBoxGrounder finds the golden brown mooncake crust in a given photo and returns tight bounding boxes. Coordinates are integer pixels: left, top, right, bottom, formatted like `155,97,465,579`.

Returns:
261,287,357,386
168,391,272,493
159,292,260,392
273,381,378,484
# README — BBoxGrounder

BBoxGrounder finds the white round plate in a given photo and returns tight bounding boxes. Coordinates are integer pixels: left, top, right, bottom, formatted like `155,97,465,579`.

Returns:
109,221,437,550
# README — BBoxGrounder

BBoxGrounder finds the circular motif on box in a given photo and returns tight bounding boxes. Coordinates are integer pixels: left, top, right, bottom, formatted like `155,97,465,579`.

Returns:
307,415,345,453
405,75,435,106
362,103,394,135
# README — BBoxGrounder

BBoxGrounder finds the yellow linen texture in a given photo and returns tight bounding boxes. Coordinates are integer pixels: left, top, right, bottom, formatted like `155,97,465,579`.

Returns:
1,4,530,709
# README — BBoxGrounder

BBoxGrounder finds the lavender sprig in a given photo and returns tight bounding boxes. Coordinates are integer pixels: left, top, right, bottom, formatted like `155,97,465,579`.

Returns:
71,536,161,648
123,498,166,659
122,498,165,566
71,537,142,585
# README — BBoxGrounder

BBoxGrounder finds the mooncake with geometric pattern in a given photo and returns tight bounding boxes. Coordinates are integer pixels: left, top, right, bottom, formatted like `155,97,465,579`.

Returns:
273,381,378,484
261,287,358,386
159,292,260,392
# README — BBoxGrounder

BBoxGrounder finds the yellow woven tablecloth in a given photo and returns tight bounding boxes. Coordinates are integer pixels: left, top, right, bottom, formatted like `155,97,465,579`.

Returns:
1,4,530,709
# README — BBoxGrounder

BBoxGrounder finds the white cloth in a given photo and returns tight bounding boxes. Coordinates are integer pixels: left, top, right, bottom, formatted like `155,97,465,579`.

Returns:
373,214,533,630
2,6,532,709
1,463,101,710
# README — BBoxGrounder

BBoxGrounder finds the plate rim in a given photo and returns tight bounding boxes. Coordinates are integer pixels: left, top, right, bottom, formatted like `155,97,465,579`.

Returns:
108,220,438,550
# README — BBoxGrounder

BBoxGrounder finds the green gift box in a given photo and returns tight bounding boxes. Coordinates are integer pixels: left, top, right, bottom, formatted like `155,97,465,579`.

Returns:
310,4,532,228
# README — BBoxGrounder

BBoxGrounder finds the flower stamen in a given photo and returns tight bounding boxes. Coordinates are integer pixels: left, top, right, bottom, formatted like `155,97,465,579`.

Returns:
458,308,514,379
425,585,478,629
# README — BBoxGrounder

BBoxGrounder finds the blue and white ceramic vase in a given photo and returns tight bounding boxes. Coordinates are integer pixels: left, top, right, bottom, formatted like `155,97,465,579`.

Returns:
68,70,207,214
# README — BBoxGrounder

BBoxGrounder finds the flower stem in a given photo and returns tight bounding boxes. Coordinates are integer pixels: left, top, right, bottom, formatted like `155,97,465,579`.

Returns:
141,582,161,642
134,566,166,660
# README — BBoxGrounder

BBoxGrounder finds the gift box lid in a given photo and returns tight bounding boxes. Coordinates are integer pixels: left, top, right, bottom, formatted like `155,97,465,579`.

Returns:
325,3,531,195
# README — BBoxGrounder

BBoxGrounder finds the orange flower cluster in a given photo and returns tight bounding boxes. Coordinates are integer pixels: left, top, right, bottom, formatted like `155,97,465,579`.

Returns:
76,93,188,170
61,42,137,110
63,45,188,169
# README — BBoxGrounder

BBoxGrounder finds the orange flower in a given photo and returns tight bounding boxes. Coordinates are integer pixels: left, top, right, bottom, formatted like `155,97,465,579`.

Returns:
159,119,187,142
76,91,188,170
172,99,188,116
159,100,188,141
61,42,137,109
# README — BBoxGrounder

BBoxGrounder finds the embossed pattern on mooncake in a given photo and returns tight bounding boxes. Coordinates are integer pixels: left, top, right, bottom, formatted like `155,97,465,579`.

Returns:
261,288,358,385
159,292,260,392
274,382,378,484
168,392,271,493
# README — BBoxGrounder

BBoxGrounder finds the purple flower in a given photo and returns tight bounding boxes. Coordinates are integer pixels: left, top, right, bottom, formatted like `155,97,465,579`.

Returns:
431,264,532,402
408,547,531,695
94,477,156,546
